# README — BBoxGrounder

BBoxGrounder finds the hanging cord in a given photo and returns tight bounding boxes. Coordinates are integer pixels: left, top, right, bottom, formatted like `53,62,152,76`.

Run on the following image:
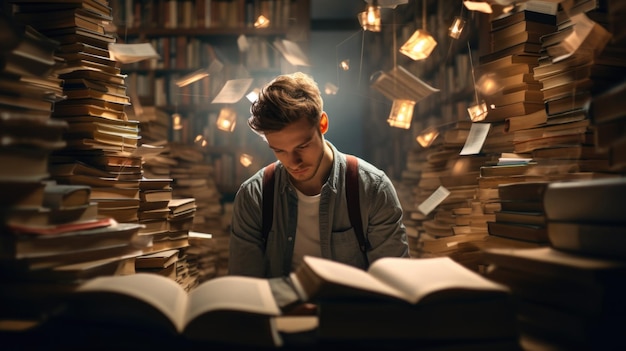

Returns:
467,41,480,105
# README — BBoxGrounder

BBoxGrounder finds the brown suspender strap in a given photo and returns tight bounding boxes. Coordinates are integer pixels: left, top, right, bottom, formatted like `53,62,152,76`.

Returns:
345,155,370,266
262,162,276,249
261,156,369,265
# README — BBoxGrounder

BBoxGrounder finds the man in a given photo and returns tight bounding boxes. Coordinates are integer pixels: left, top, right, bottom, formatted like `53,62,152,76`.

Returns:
229,72,409,279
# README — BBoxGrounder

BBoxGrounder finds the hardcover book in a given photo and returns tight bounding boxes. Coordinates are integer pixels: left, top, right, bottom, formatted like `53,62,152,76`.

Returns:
59,273,283,347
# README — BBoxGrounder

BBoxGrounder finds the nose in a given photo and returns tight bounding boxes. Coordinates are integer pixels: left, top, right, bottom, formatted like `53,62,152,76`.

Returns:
285,151,302,168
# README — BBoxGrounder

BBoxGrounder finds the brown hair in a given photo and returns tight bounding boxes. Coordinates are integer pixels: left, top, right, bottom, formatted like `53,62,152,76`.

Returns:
248,72,323,135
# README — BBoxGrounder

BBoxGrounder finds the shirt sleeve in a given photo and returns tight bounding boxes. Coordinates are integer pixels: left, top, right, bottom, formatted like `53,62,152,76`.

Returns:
365,173,410,262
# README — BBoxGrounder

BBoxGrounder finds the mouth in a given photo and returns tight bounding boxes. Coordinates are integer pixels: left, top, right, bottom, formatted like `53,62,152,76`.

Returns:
289,167,308,176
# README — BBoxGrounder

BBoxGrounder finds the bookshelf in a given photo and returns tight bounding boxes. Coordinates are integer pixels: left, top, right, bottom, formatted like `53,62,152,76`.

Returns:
110,0,311,195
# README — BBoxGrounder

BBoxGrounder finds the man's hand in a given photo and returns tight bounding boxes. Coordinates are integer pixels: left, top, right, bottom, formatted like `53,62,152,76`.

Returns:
284,302,317,316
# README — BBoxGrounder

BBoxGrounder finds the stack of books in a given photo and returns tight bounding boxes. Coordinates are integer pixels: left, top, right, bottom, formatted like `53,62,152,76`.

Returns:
477,9,556,124
519,2,624,174
486,181,550,246
0,11,146,321
12,0,147,225
481,175,626,349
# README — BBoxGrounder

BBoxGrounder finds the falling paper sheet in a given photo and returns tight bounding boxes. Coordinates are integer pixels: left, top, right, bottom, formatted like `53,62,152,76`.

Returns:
274,39,310,67
418,186,451,216
460,122,491,155
212,78,254,104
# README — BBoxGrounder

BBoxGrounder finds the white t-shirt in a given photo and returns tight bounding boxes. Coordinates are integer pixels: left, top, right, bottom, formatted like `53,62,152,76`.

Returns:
291,188,321,271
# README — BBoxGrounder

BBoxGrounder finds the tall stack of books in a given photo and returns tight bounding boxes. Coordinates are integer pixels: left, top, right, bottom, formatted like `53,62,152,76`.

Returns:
137,177,173,244
129,105,171,146
0,14,145,321
164,197,197,288
185,231,219,284
522,1,625,176
410,120,506,269
482,177,626,349
11,0,145,225
414,127,463,257
478,9,556,125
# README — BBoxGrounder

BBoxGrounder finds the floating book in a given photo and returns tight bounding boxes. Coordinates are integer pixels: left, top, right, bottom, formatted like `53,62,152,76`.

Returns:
371,65,440,102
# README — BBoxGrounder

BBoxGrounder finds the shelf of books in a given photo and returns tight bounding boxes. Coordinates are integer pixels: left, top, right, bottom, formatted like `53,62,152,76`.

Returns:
110,0,310,199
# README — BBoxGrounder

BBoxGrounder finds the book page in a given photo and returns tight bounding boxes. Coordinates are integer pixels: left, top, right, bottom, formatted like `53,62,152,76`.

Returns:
184,276,280,325
368,256,508,304
77,273,188,331
211,78,253,104
298,256,407,301
460,122,490,155
417,185,450,216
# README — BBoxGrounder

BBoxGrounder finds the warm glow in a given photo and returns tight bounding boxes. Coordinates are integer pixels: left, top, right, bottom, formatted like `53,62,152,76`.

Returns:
387,99,415,129
340,59,350,70
216,107,237,132
175,68,209,87
324,82,339,95
448,16,466,39
416,126,439,148
194,134,203,143
467,101,488,122
476,73,502,96
240,153,253,167
399,29,437,61
254,15,270,28
172,113,183,130
358,4,381,32
451,158,471,175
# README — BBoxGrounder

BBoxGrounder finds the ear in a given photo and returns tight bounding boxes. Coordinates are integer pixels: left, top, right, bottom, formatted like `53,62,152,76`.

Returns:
319,112,329,134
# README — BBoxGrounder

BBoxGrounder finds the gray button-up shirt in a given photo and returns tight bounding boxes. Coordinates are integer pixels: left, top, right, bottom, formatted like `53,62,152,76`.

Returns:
228,142,409,278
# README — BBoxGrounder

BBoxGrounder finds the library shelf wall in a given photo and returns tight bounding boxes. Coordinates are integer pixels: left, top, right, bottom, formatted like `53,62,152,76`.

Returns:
110,0,311,196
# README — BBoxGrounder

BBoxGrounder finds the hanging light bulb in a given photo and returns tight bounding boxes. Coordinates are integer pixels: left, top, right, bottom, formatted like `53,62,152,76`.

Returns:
216,107,237,132
465,41,489,122
172,113,183,130
467,101,488,122
415,125,439,148
358,0,381,32
399,0,437,60
387,99,415,129
340,59,350,71
448,16,466,39
240,153,253,167
399,29,437,60
324,82,339,95
254,15,270,28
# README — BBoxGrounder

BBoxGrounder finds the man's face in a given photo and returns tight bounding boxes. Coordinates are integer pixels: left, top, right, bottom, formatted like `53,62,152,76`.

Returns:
264,117,325,185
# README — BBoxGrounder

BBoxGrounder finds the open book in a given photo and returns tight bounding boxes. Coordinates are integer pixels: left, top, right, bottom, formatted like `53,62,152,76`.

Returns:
61,273,283,347
289,256,517,342
290,255,509,304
